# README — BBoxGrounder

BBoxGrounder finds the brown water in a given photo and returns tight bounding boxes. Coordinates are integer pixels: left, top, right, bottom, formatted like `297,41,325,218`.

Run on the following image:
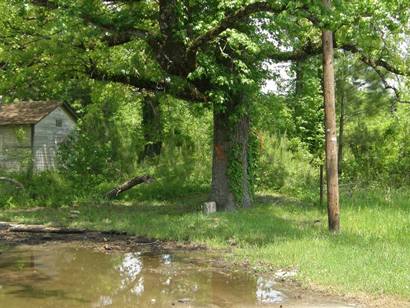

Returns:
0,243,355,308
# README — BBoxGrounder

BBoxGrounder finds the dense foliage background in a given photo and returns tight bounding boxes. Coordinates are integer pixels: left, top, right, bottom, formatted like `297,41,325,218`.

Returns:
0,0,409,208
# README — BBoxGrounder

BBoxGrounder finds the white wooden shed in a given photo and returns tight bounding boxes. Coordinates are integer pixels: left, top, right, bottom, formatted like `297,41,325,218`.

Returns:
0,101,77,171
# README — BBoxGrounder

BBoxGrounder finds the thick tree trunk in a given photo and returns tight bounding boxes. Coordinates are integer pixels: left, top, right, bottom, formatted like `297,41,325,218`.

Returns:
322,0,340,232
139,94,162,161
210,101,252,211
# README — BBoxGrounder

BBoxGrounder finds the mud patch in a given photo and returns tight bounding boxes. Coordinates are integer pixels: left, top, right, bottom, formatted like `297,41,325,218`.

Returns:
0,225,361,307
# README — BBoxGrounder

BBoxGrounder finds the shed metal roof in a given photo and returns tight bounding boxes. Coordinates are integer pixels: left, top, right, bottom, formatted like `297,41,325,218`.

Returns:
0,101,77,126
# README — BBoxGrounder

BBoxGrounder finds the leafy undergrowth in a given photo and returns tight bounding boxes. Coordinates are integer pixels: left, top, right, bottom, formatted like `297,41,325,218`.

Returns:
0,189,409,300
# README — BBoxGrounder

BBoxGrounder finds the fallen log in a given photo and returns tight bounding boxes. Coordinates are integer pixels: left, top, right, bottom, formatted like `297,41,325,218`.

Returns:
0,222,86,234
0,222,11,230
0,177,24,189
106,175,154,199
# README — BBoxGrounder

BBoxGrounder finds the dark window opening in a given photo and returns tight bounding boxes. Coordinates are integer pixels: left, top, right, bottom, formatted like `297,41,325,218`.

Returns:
56,119,63,127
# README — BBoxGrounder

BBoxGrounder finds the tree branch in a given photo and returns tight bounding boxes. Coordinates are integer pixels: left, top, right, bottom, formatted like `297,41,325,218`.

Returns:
80,13,152,46
0,177,24,189
30,0,143,9
340,44,410,76
29,0,151,47
187,1,286,57
265,41,410,79
266,43,322,62
29,0,58,9
265,40,410,111
86,64,208,103
361,57,410,110
106,175,154,199
86,63,162,91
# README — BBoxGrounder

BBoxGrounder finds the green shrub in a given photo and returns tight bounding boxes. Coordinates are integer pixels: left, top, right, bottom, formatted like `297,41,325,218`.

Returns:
343,108,410,186
0,172,70,208
256,133,318,200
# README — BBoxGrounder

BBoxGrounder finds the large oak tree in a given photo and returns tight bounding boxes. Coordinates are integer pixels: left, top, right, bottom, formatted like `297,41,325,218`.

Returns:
1,0,409,212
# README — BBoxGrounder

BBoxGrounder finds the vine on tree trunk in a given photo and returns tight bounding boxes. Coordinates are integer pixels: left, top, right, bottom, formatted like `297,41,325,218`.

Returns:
248,129,259,200
226,119,258,208
227,141,243,206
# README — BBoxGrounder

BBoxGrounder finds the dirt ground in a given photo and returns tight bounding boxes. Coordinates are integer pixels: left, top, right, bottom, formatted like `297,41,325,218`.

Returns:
0,223,206,254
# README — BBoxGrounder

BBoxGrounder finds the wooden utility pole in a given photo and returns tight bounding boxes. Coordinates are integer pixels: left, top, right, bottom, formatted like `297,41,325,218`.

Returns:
322,0,340,232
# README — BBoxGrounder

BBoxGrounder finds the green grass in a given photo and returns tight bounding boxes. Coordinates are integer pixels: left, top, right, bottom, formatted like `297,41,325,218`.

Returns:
0,189,409,300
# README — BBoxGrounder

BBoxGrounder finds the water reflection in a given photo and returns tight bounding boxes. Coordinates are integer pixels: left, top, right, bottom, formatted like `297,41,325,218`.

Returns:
118,252,143,292
256,277,285,304
0,243,352,308
93,295,113,307
131,277,144,296
161,254,172,265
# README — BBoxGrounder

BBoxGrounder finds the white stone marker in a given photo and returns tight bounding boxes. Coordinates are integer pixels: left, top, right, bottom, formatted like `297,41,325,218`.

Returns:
203,202,217,214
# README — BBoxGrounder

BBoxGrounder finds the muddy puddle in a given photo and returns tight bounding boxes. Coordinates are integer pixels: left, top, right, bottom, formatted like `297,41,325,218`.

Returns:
0,242,356,308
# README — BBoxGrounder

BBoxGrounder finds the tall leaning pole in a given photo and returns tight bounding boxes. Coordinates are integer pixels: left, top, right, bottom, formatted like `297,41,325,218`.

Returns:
322,0,340,232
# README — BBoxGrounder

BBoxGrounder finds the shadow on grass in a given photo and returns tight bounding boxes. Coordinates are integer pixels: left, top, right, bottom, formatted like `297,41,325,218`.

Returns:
255,194,305,207
2,189,407,251
340,188,410,212
0,193,316,247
